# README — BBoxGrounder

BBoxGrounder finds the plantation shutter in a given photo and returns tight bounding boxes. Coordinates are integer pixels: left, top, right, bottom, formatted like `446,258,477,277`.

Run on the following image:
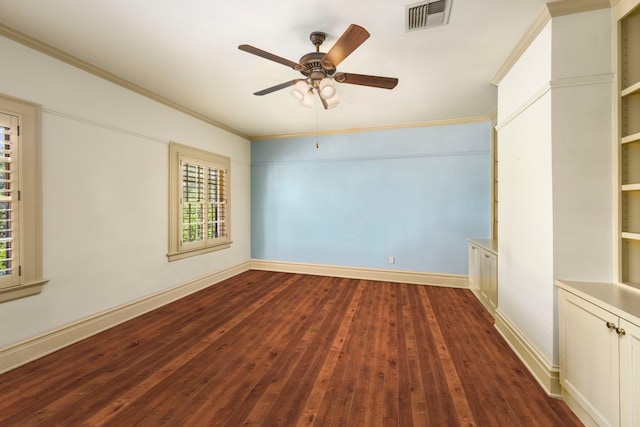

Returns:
182,160,205,244
180,154,227,250
207,166,227,239
0,112,18,289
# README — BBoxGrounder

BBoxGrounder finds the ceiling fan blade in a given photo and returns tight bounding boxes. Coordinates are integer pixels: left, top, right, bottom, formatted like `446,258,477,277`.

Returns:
334,72,398,89
322,24,370,68
253,80,301,96
238,44,305,71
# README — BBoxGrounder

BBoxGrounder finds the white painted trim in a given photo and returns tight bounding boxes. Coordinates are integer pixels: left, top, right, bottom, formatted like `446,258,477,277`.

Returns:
43,108,168,145
549,73,614,90
561,388,600,427
250,259,469,288
546,0,612,17
495,82,552,131
494,309,562,398
0,261,251,375
495,73,614,131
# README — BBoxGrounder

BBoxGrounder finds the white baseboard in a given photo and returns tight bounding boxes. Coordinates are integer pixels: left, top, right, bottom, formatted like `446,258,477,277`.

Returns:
561,387,599,427
250,259,469,288
1,260,467,375
0,261,251,375
494,309,561,398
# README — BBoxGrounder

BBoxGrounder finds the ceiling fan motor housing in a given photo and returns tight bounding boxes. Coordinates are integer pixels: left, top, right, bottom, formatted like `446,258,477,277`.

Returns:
299,51,336,80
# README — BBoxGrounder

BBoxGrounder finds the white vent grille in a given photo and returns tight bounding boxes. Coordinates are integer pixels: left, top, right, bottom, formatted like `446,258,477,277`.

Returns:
405,0,452,32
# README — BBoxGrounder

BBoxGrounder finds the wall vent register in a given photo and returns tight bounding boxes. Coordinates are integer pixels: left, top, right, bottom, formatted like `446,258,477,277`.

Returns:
405,0,452,31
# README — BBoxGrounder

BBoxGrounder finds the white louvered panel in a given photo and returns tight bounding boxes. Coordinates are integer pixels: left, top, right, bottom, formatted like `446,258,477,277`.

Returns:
0,117,15,280
405,0,452,32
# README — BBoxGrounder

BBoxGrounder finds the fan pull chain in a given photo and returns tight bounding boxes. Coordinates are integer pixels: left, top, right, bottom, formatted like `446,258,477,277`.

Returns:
315,108,319,149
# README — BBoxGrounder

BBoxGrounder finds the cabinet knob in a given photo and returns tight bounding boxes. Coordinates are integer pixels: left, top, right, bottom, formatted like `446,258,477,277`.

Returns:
606,321,616,330
616,327,626,336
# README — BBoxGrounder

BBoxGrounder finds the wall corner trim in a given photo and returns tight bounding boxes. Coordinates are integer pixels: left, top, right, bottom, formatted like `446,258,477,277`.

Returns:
494,309,562,398
0,261,252,375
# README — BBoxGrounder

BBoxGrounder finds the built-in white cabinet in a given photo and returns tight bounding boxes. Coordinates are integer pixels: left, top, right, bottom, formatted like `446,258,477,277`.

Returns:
558,281,640,427
619,318,640,427
468,239,497,316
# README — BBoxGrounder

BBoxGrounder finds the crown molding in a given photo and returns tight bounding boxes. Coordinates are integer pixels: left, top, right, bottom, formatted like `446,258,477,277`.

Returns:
491,0,612,86
251,115,492,141
0,22,250,141
547,0,612,16
491,8,552,86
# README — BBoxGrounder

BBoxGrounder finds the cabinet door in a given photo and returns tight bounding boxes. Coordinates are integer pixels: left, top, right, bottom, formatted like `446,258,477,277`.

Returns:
620,318,640,427
468,243,480,292
559,291,620,427
482,251,498,311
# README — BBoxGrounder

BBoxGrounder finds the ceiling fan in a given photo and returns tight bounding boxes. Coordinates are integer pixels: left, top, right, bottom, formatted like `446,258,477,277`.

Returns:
238,24,398,109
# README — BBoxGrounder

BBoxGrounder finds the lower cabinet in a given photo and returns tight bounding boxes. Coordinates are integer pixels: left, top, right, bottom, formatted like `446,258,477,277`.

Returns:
558,284,640,427
620,318,640,427
468,239,498,316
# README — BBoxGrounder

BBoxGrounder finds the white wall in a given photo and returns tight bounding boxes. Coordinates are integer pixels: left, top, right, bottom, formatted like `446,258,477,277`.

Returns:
497,8,612,366
498,23,552,123
498,92,555,359
0,36,251,348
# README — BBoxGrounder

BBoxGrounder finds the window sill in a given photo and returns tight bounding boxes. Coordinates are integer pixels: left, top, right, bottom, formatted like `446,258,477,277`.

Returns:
0,278,49,303
167,241,232,262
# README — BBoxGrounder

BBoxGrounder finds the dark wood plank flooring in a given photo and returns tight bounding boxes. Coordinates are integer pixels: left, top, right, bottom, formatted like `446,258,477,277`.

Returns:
0,270,581,426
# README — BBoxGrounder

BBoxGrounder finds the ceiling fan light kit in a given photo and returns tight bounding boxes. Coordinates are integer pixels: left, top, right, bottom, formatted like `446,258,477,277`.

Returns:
319,78,336,99
290,81,308,102
239,24,398,110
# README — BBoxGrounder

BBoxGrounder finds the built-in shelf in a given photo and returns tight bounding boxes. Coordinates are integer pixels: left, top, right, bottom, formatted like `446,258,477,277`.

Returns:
620,7,640,284
622,238,640,284
622,132,640,144
622,183,640,191
622,80,640,97
622,232,640,240
622,93,640,137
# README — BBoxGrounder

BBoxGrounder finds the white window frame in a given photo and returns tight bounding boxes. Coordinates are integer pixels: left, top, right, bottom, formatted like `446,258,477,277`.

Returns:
168,142,231,261
0,93,47,303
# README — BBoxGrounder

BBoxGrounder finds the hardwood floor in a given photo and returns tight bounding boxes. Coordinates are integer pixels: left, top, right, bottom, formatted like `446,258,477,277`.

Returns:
0,270,581,426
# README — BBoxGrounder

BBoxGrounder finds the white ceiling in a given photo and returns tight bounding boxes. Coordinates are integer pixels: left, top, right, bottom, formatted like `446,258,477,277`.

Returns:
0,0,552,139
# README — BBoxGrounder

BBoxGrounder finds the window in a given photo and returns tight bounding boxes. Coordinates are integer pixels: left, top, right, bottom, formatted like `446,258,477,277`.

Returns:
168,142,231,261
0,94,47,303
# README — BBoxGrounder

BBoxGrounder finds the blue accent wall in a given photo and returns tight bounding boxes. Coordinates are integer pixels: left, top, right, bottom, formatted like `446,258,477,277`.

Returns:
251,121,492,274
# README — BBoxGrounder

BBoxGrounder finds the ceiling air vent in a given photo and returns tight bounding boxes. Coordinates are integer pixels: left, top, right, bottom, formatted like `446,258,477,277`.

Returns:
405,0,452,32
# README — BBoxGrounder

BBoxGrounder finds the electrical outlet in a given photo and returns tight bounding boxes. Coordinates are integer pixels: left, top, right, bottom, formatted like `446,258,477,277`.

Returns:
389,256,395,264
